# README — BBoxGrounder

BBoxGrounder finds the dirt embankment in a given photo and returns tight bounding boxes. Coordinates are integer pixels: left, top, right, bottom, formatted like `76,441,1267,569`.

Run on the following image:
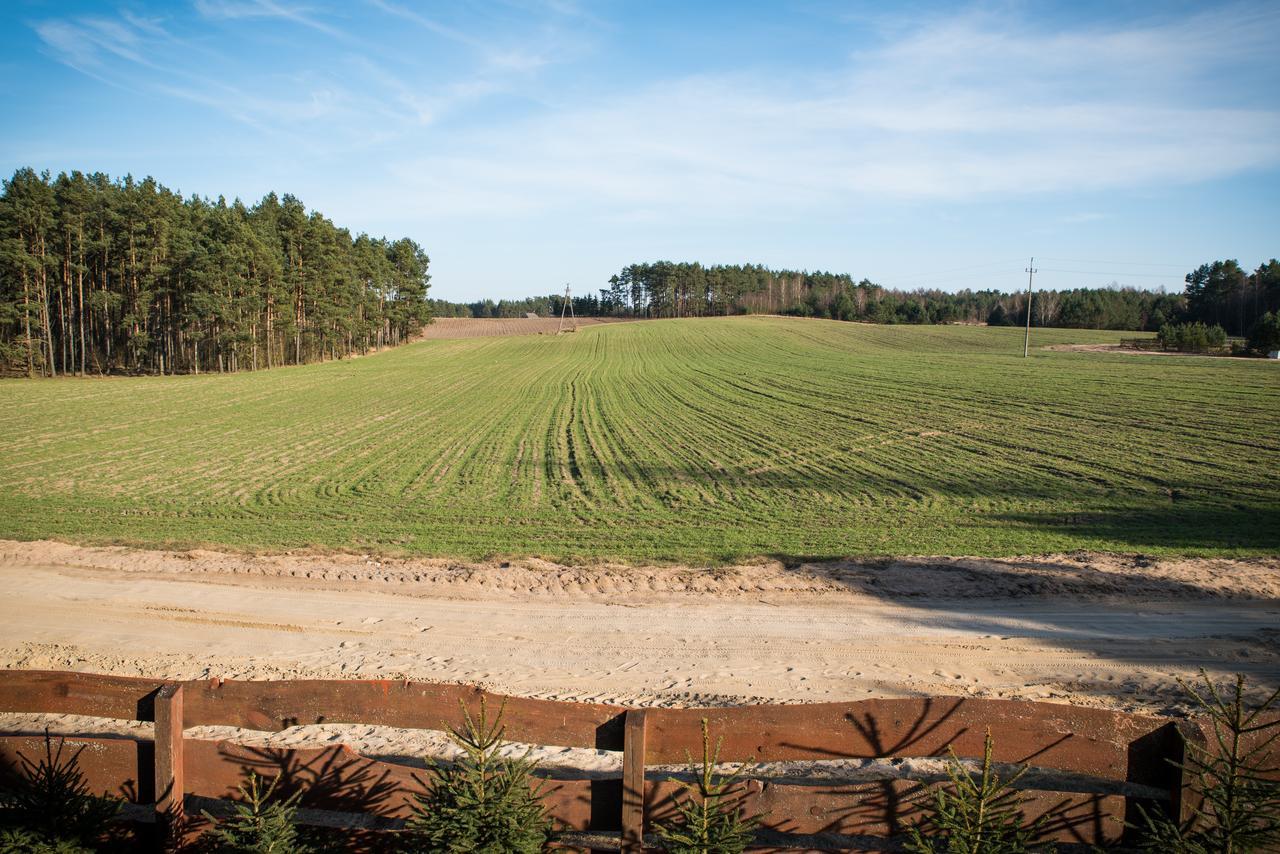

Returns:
417,316,638,339
0,540,1276,716
1044,342,1265,361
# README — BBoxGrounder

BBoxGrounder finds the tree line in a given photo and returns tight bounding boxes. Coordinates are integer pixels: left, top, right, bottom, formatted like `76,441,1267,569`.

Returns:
0,168,432,377
435,259,1280,335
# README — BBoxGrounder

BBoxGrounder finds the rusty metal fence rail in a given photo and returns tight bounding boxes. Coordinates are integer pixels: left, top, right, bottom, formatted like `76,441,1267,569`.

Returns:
0,670,1219,851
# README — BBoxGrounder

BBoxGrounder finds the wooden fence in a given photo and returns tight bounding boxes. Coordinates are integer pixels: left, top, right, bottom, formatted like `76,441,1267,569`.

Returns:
0,670,1223,851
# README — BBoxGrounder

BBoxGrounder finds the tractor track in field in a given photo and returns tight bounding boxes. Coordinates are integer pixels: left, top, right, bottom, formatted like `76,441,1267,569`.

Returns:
3,317,1277,559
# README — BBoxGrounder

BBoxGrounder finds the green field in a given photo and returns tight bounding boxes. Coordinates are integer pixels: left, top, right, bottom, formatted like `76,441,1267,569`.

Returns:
1,317,1276,562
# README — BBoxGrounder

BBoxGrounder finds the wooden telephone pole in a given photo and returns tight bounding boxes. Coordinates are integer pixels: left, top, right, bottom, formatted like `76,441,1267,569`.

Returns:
556,283,576,334
1023,257,1037,358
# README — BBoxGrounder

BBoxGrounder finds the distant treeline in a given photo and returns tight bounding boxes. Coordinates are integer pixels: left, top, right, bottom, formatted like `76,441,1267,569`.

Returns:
437,259,1280,336
0,168,431,377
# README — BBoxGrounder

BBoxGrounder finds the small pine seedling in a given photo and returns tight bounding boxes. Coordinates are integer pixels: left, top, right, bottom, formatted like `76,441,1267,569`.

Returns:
0,829,98,854
1136,671,1280,854
404,698,552,853
905,729,1042,854
654,718,762,854
0,730,122,852
199,771,311,854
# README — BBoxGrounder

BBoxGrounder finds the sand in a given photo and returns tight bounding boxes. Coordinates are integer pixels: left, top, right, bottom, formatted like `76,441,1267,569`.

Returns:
2,539,1277,775
416,316,635,339
1,540,1276,718
1044,342,1263,361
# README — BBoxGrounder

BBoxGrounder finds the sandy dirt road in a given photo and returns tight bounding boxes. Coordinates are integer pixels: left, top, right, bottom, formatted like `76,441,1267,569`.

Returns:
1,541,1277,715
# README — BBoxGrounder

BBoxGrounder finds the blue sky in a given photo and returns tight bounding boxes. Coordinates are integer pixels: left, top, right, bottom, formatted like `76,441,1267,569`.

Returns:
2,1,1278,301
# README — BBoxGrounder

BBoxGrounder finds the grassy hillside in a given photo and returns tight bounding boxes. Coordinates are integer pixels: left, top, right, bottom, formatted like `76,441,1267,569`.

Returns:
1,317,1276,561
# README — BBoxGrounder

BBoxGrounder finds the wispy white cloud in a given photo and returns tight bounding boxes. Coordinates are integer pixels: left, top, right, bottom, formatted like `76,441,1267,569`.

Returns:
377,3,1280,218
34,16,149,69
26,1,1280,226
32,0,593,149
364,0,484,50
345,55,501,126
366,0,582,76
193,0,346,39
119,11,170,39
1060,212,1110,225
33,6,367,153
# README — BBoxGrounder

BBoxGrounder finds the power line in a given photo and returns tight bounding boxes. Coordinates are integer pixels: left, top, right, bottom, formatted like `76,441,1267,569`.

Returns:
1037,257,1195,268
876,269,1025,290
882,259,1025,282
876,265,1027,288
1038,268,1181,279
873,259,1190,292
1023,258,1036,359
556,283,576,334
882,260,1188,289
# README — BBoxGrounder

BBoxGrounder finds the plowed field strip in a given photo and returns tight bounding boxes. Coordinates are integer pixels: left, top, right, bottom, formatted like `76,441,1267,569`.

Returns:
1,317,1276,560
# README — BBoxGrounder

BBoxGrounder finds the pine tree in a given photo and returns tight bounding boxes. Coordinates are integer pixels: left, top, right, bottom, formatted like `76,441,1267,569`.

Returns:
654,718,761,854
904,729,1042,854
198,771,311,854
404,699,552,853
0,730,123,852
0,168,432,376
1136,672,1280,853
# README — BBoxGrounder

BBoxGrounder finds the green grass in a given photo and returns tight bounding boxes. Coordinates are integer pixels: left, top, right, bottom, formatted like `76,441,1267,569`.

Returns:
1,317,1276,562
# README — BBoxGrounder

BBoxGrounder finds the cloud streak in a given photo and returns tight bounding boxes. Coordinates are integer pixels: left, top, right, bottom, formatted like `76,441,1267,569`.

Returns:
34,16,150,70
21,2,1280,225
379,3,1280,219
193,0,345,38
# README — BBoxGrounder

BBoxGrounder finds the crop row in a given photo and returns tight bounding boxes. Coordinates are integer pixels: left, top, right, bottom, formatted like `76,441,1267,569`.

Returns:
0,317,1275,560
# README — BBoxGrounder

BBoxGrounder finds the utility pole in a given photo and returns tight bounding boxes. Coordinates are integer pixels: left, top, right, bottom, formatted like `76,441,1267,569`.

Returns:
556,283,576,334
1023,257,1037,358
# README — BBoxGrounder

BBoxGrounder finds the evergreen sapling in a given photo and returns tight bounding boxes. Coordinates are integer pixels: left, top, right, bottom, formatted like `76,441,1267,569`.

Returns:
654,718,761,854
404,698,552,853
1136,671,1280,854
198,771,311,854
904,729,1043,854
0,730,123,853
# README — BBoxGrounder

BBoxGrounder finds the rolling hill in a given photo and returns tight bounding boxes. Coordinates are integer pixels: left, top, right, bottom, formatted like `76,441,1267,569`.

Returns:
1,316,1275,561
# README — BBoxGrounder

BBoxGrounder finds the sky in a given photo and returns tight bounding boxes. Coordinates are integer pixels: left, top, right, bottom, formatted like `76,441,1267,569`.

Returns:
2,1,1278,302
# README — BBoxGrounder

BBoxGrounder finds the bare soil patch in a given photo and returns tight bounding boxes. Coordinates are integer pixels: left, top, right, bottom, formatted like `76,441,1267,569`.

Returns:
1,540,1276,716
417,316,638,339
1044,342,1263,361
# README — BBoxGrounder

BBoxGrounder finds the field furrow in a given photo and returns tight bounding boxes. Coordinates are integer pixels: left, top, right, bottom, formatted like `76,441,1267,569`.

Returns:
1,316,1276,561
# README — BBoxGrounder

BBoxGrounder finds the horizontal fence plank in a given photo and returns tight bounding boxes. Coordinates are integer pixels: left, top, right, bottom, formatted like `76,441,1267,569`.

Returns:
14,668,1277,852
180,678,626,750
183,738,606,830
0,670,164,721
0,672,628,750
1184,711,1280,781
649,780,1124,846
644,698,1169,780
0,671,1175,780
0,734,152,803
1,734,1124,845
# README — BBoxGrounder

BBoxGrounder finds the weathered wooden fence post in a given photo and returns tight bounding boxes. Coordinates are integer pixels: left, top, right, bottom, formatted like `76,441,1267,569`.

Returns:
154,683,185,846
1172,718,1207,826
621,708,648,852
